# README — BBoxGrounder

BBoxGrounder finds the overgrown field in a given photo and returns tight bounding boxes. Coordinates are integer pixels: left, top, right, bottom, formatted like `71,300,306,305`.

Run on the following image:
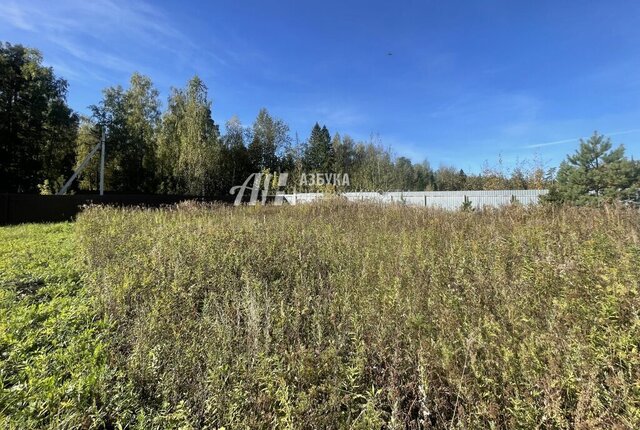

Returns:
1,204,639,428
72,202,640,429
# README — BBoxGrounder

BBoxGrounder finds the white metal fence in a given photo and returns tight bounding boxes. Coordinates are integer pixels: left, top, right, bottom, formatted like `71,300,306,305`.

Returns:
283,189,548,210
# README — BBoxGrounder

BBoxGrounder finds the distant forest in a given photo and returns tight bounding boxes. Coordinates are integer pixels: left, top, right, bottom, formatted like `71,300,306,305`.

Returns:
1,42,639,204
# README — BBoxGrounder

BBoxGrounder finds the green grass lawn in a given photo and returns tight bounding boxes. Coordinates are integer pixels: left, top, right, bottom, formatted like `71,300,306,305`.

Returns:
0,223,107,429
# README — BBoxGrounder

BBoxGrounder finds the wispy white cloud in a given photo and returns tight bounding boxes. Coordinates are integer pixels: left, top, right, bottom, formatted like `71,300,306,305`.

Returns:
0,2,35,30
0,0,232,79
524,128,640,149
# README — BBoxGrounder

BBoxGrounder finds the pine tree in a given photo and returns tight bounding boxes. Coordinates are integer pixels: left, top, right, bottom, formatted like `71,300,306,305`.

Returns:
554,131,638,204
304,123,333,171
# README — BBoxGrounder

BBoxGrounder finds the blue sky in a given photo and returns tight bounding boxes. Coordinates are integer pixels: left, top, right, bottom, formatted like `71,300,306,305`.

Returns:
2,0,639,172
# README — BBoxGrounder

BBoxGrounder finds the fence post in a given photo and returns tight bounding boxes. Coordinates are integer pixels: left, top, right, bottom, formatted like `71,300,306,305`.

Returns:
100,126,105,196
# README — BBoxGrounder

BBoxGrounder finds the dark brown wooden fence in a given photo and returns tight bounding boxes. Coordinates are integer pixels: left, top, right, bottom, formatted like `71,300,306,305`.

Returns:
0,193,231,225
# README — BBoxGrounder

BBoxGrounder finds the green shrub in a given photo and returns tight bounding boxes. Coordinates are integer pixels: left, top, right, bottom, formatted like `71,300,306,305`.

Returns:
76,202,640,429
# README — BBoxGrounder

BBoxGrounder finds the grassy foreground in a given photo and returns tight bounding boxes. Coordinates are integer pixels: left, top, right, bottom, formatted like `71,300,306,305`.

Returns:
72,202,639,429
1,204,639,428
0,223,107,428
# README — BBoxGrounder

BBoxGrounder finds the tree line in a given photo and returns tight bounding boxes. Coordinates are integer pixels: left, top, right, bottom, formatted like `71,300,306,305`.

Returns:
1,42,639,204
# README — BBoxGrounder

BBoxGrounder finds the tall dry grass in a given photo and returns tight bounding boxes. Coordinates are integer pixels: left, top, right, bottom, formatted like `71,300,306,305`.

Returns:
76,202,640,429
